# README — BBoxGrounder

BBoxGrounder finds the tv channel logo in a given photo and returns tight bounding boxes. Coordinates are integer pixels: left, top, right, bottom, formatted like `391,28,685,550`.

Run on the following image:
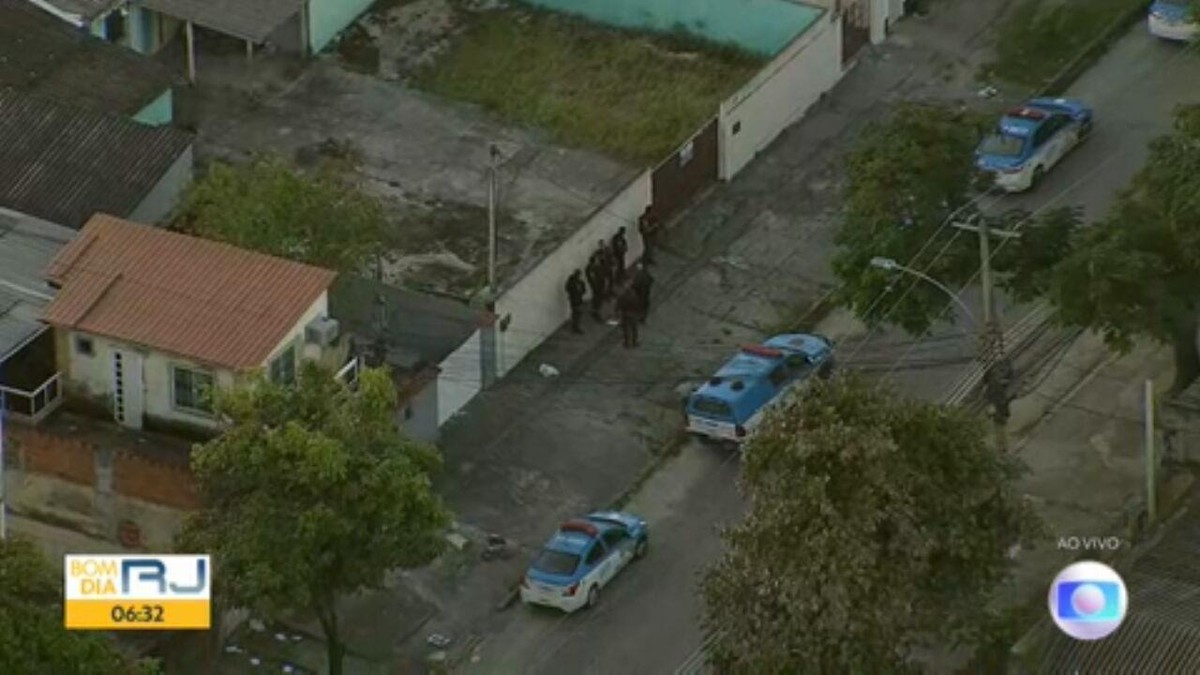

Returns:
65,555,211,630
1048,560,1128,640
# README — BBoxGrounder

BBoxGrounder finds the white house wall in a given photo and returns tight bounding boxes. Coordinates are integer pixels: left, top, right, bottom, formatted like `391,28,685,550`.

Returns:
719,11,842,180
128,145,193,225
436,328,482,426
65,331,235,429
493,171,651,378
262,292,330,369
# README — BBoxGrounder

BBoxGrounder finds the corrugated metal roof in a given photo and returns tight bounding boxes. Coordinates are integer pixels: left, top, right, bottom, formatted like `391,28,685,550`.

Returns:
0,0,175,116
41,214,337,370
0,91,194,229
31,0,121,22
0,207,76,361
137,0,302,44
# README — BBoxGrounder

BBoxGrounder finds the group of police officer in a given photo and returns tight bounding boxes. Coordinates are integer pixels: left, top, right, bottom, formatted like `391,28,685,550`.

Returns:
564,206,659,348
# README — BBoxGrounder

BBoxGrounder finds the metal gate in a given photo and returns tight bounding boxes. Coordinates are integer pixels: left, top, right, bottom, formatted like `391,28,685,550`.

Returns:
651,118,719,225
840,0,869,64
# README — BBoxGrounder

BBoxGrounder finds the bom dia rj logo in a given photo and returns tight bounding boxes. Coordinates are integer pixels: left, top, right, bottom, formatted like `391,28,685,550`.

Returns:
64,555,211,630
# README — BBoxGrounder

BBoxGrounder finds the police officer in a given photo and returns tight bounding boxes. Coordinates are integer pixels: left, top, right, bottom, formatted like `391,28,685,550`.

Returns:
638,206,658,266
585,254,605,321
617,281,643,348
631,262,654,324
565,269,586,334
597,240,615,299
611,227,629,282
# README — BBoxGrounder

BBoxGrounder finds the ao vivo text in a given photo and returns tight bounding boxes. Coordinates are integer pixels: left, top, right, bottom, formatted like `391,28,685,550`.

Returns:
1056,536,1123,551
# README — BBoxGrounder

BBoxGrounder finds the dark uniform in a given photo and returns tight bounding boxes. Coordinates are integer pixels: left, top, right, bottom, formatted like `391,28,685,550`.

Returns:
565,270,587,333
597,241,615,299
631,264,653,324
638,206,658,265
611,227,629,282
585,255,605,321
617,284,643,348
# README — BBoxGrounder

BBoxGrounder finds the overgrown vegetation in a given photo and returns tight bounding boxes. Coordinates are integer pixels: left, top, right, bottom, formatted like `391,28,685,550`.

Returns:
980,0,1148,90
414,9,762,164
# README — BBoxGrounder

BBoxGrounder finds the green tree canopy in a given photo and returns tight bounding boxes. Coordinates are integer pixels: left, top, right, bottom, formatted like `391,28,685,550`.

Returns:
1049,104,1200,392
700,376,1042,673
176,156,387,273
833,102,1081,335
0,536,148,674
178,362,450,675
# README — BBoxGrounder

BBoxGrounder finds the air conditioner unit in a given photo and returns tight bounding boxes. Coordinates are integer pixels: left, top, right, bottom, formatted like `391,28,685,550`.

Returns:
305,316,340,347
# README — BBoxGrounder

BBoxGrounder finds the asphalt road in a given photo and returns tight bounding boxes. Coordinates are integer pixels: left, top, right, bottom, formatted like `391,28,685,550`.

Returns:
461,445,741,675
456,20,1200,675
994,28,1199,221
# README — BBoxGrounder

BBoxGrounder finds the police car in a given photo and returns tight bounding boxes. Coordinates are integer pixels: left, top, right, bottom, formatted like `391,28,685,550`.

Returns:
1149,0,1199,41
975,98,1094,193
519,512,648,613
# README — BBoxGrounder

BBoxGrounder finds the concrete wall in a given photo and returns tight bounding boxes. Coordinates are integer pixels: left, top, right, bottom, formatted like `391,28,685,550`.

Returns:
133,88,174,126
436,329,482,426
524,0,823,56
718,11,842,179
493,171,651,378
128,144,193,225
2,423,195,550
400,376,439,442
308,0,374,54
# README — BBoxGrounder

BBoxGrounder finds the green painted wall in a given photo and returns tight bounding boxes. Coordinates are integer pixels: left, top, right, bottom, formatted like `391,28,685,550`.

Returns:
522,0,822,56
128,6,155,54
133,89,173,126
308,0,375,54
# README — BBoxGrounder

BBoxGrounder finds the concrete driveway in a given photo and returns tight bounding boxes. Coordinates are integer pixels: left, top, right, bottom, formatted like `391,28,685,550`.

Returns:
454,15,1200,675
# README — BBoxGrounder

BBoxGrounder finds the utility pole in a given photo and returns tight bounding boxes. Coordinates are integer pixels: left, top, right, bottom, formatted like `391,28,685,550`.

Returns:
951,218,1020,451
1145,379,1157,524
487,144,500,299
1,391,6,541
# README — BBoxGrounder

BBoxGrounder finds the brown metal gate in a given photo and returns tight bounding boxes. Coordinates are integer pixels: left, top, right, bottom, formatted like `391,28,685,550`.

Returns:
651,118,719,225
840,0,869,64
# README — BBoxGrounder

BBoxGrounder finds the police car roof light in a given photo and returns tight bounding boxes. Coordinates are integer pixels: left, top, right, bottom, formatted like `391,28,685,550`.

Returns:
560,519,599,537
740,344,783,358
1007,107,1045,120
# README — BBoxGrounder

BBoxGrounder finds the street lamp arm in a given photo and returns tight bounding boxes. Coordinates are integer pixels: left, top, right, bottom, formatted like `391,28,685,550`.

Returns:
889,263,979,326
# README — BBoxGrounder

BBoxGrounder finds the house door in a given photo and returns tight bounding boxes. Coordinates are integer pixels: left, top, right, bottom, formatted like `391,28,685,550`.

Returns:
840,0,870,64
112,350,145,430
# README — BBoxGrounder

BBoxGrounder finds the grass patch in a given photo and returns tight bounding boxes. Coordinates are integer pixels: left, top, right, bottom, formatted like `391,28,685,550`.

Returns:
980,0,1148,90
413,8,763,164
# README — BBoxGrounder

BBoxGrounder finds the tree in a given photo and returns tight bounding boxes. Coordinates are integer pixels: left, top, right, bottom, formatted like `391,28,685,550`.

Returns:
1048,105,1200,393
0,536,152,675
178,362,450,675
700,376,1042,673
176,155,387,273
833,102,1081,336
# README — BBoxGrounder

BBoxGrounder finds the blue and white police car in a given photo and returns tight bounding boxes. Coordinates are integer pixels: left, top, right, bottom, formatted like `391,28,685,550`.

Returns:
519,512,649,613
1149,0,1198,41
975,98,1094,193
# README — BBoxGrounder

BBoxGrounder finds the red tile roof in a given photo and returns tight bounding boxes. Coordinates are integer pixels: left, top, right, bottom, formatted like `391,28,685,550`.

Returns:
41,215,337,370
